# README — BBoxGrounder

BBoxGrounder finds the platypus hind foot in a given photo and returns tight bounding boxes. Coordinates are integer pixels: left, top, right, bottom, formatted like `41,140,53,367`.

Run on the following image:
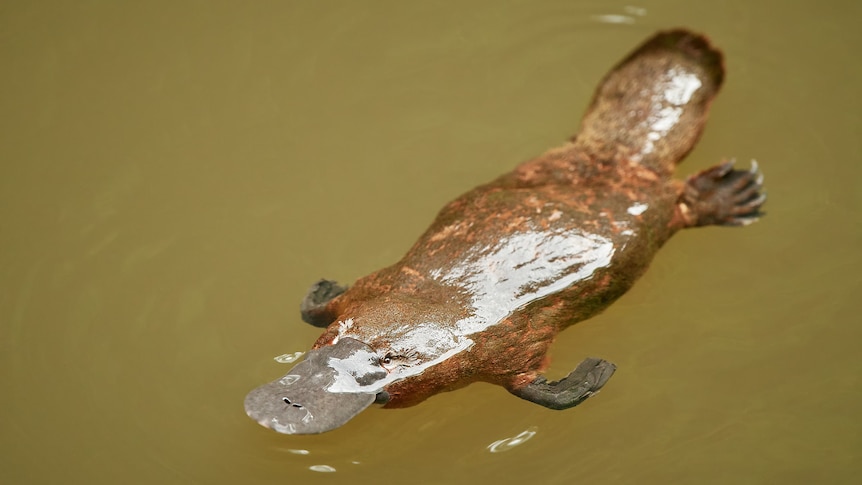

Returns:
679,159,766,227
510,358,616,410
300,279,348,327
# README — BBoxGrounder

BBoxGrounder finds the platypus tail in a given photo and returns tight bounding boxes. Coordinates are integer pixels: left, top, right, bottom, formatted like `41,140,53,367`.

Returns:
573,30,725,176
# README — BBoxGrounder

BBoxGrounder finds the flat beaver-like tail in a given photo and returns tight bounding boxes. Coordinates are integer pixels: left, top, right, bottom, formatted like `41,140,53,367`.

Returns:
573,30,725,176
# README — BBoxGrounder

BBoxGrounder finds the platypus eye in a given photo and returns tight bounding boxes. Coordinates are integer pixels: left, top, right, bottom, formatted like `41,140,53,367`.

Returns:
380,351,417,372
380,352,401,371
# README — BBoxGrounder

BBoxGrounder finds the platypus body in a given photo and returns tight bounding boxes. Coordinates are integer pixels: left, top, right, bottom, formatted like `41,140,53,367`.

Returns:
245,30,766,434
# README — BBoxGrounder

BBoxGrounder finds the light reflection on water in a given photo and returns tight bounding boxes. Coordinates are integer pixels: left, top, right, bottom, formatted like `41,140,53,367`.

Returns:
591,5,648,25
274,351,305,364
488,427,539,453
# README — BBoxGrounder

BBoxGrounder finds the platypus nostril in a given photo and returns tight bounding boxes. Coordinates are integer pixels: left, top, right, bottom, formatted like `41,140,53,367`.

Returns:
282,397,303,408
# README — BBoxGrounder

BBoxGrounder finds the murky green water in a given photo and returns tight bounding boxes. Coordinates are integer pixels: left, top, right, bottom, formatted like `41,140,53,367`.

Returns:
2,1,860,484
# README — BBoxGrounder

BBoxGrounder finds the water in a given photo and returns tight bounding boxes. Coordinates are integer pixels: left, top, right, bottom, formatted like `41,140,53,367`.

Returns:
2,1,860,483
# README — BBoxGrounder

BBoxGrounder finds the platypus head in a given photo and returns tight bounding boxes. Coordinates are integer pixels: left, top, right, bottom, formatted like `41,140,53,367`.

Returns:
244,337,389,434
245,296,474,434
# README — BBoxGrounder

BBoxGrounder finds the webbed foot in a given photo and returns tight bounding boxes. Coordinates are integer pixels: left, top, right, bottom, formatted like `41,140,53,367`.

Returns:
300,279,348,327
681,159,766,227
510,357,616,410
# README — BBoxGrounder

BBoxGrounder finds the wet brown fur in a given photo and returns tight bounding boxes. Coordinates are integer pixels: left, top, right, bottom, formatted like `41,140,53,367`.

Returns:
312,30,730,407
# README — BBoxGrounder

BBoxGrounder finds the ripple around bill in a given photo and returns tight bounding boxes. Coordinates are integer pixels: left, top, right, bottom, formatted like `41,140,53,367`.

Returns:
274,351,304,364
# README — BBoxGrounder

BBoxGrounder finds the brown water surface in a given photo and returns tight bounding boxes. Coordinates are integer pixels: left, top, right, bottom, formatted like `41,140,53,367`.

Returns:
2,1,860,484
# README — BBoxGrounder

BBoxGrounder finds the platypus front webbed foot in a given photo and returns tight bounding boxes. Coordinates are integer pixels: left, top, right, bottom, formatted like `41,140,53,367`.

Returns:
510,358,616,410
680,159,766,227
300,279,348,327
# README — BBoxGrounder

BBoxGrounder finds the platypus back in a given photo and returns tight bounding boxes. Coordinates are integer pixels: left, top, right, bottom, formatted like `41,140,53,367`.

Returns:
574,30,725,176
244,29,765,435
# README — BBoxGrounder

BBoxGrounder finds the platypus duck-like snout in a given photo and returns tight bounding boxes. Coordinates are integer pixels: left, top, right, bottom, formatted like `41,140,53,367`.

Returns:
244,337,387,434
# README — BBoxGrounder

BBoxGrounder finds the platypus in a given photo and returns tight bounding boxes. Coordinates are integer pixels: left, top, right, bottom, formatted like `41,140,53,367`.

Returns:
244,29,766,435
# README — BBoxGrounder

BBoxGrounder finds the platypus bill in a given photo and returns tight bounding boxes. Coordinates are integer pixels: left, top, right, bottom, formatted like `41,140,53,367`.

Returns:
244,29,766,435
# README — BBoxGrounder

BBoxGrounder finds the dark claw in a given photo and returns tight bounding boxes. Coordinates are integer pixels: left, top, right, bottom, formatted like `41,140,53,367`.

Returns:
683,159,767,227
715,159,735,177
300,279,348,327
509,357,616,410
